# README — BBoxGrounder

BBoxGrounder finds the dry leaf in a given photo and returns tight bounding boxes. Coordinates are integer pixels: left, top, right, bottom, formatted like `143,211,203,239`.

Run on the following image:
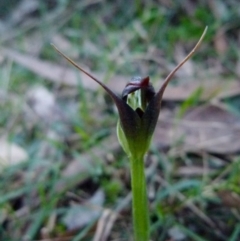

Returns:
0,140,28,168
214,28,228,55
217,190,240,209
154,104,240,154
63,189,105,230
26,86,57,121
168,226,186,241
93,209,118,241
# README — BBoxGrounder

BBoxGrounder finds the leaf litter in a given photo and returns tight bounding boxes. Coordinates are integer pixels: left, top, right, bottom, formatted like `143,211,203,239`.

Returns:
2,46,240,240
2,1,240,240
3,48,240,102
63,189,105,230
0,140,28,169
154,104,240,154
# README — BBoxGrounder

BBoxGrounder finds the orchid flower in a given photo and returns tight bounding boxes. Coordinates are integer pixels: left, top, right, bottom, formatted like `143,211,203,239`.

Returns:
52,26,207,241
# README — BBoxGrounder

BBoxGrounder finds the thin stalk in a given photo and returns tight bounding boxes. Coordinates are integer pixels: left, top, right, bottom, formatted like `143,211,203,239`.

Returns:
130,155,149,241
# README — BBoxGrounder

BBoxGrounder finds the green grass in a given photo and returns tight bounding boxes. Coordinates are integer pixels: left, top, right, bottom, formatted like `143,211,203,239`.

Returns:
1,0,240,240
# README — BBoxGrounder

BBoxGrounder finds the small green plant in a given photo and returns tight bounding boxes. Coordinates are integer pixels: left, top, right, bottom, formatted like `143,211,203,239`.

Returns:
52,27,207,241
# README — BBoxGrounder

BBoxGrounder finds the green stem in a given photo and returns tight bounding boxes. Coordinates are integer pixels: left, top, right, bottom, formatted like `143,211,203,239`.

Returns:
130,155,150,241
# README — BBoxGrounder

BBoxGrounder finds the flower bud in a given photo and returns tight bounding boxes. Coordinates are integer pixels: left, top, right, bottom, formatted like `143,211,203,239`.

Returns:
52,26,207,159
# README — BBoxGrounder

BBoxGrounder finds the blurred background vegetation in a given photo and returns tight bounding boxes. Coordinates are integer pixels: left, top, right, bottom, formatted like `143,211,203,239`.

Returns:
1,0,240,240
